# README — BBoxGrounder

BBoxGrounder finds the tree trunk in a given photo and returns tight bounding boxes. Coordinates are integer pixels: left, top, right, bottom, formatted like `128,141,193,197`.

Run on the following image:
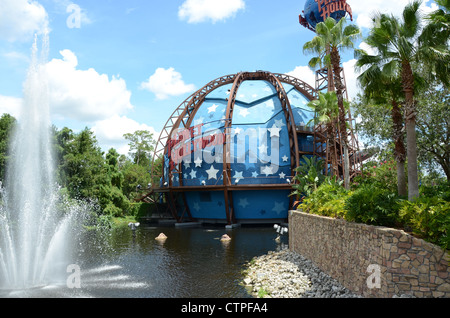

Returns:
402,60,419,200
405,115,419,200
330,47,350,189
391,100,407,196
327,122,339,177
397,160,407,197
343,144,350,188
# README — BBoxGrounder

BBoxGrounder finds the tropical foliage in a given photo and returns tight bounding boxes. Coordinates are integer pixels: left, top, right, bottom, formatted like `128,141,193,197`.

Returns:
291,155,326,200
0,116,160,226
355,0,449,200
295,1,449,250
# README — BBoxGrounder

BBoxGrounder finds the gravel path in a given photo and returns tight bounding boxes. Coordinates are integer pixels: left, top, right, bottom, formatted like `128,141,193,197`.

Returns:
242,248,361,298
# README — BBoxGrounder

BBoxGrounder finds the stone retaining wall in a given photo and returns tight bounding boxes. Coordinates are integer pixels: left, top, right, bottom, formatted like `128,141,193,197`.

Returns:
288,210,450,298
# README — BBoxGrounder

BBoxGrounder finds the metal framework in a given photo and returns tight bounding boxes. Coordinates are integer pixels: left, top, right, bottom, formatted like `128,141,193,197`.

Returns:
299,3,363,181
143,71,318,224
312,67,363,178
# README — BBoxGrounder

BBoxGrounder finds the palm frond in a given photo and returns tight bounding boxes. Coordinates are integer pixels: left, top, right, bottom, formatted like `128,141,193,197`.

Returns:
403,0,422,36
381,59,399,78
308,56,323,69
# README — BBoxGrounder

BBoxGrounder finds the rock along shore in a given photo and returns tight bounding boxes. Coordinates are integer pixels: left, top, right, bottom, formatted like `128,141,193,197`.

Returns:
242,248,361,298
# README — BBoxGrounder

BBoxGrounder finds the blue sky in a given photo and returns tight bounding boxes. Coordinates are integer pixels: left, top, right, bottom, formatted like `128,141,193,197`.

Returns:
0,0,438,155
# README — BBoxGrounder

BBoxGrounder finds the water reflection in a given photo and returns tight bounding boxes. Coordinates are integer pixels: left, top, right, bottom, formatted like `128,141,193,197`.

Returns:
0,224,285,298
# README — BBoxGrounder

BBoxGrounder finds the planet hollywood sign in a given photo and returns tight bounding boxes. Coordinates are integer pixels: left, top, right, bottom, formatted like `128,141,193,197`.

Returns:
315,0,352,21
167,124,281,173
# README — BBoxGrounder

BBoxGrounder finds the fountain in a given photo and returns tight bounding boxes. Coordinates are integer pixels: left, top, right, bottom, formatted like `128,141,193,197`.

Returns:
0,32,286,299
0,31,79,290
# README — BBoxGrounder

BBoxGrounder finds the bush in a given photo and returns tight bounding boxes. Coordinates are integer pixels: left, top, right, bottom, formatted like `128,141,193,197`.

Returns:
353,159,399,194
344,183,401,227
420,180,450,201
130,201,153,218
291,156,326,201
301,178,349,219
292,163,449,250
399,197,450,250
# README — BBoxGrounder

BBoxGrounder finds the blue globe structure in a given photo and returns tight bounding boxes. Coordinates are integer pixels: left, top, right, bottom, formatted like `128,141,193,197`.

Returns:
300,0,353,31
148,71,319,225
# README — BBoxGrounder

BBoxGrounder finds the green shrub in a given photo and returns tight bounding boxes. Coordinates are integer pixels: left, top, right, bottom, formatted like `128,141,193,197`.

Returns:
130,202,153,218
294,160,449,250
301,178,349,218
353,159,399,194
344,183,401,227
399,197,450,250
291,156,325,201
419,180,450,202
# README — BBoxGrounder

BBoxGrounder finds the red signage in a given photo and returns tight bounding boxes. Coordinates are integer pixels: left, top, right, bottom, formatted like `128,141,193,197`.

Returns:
315,0,352,21
167,124,225,170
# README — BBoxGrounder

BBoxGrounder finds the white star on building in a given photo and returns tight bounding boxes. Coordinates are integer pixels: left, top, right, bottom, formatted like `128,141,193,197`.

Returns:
208,104,219,113
258,143,267,154
233,127,242,135
233,171,244,183
206,165,220,180
194,157,203,167
190,169,197,179
239,108,250,117
282,155,289,162
279,172,286,179
268,124,281,137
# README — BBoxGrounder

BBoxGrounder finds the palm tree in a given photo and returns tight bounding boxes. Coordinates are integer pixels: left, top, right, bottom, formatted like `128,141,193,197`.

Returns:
363,0,449,200
303,17,361,189
307,91,342,177
355,51,407,196
420,0,450,86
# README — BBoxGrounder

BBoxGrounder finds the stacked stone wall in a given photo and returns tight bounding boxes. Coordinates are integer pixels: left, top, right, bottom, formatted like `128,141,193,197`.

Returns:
289,210,450,297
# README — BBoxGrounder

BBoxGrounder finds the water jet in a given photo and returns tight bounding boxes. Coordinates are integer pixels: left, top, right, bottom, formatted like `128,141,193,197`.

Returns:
0,32,79,290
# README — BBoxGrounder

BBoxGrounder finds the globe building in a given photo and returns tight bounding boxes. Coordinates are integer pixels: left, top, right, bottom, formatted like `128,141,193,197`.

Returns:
144,1,359,226
147,71,319,225
300,0,353,31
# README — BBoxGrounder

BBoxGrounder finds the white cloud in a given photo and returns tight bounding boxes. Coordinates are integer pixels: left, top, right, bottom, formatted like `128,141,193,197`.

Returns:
0,0,48,42
348,0,438,29
92,115,159,155
140,67,196,100
0,95,23,119
343,59,360,101
287,61,360,101
178,0,245,24
45,49,133,122
286,65,316,88
358,41,378,56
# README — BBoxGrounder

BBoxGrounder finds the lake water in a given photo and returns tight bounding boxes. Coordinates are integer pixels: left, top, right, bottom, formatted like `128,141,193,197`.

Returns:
0,224,286,298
